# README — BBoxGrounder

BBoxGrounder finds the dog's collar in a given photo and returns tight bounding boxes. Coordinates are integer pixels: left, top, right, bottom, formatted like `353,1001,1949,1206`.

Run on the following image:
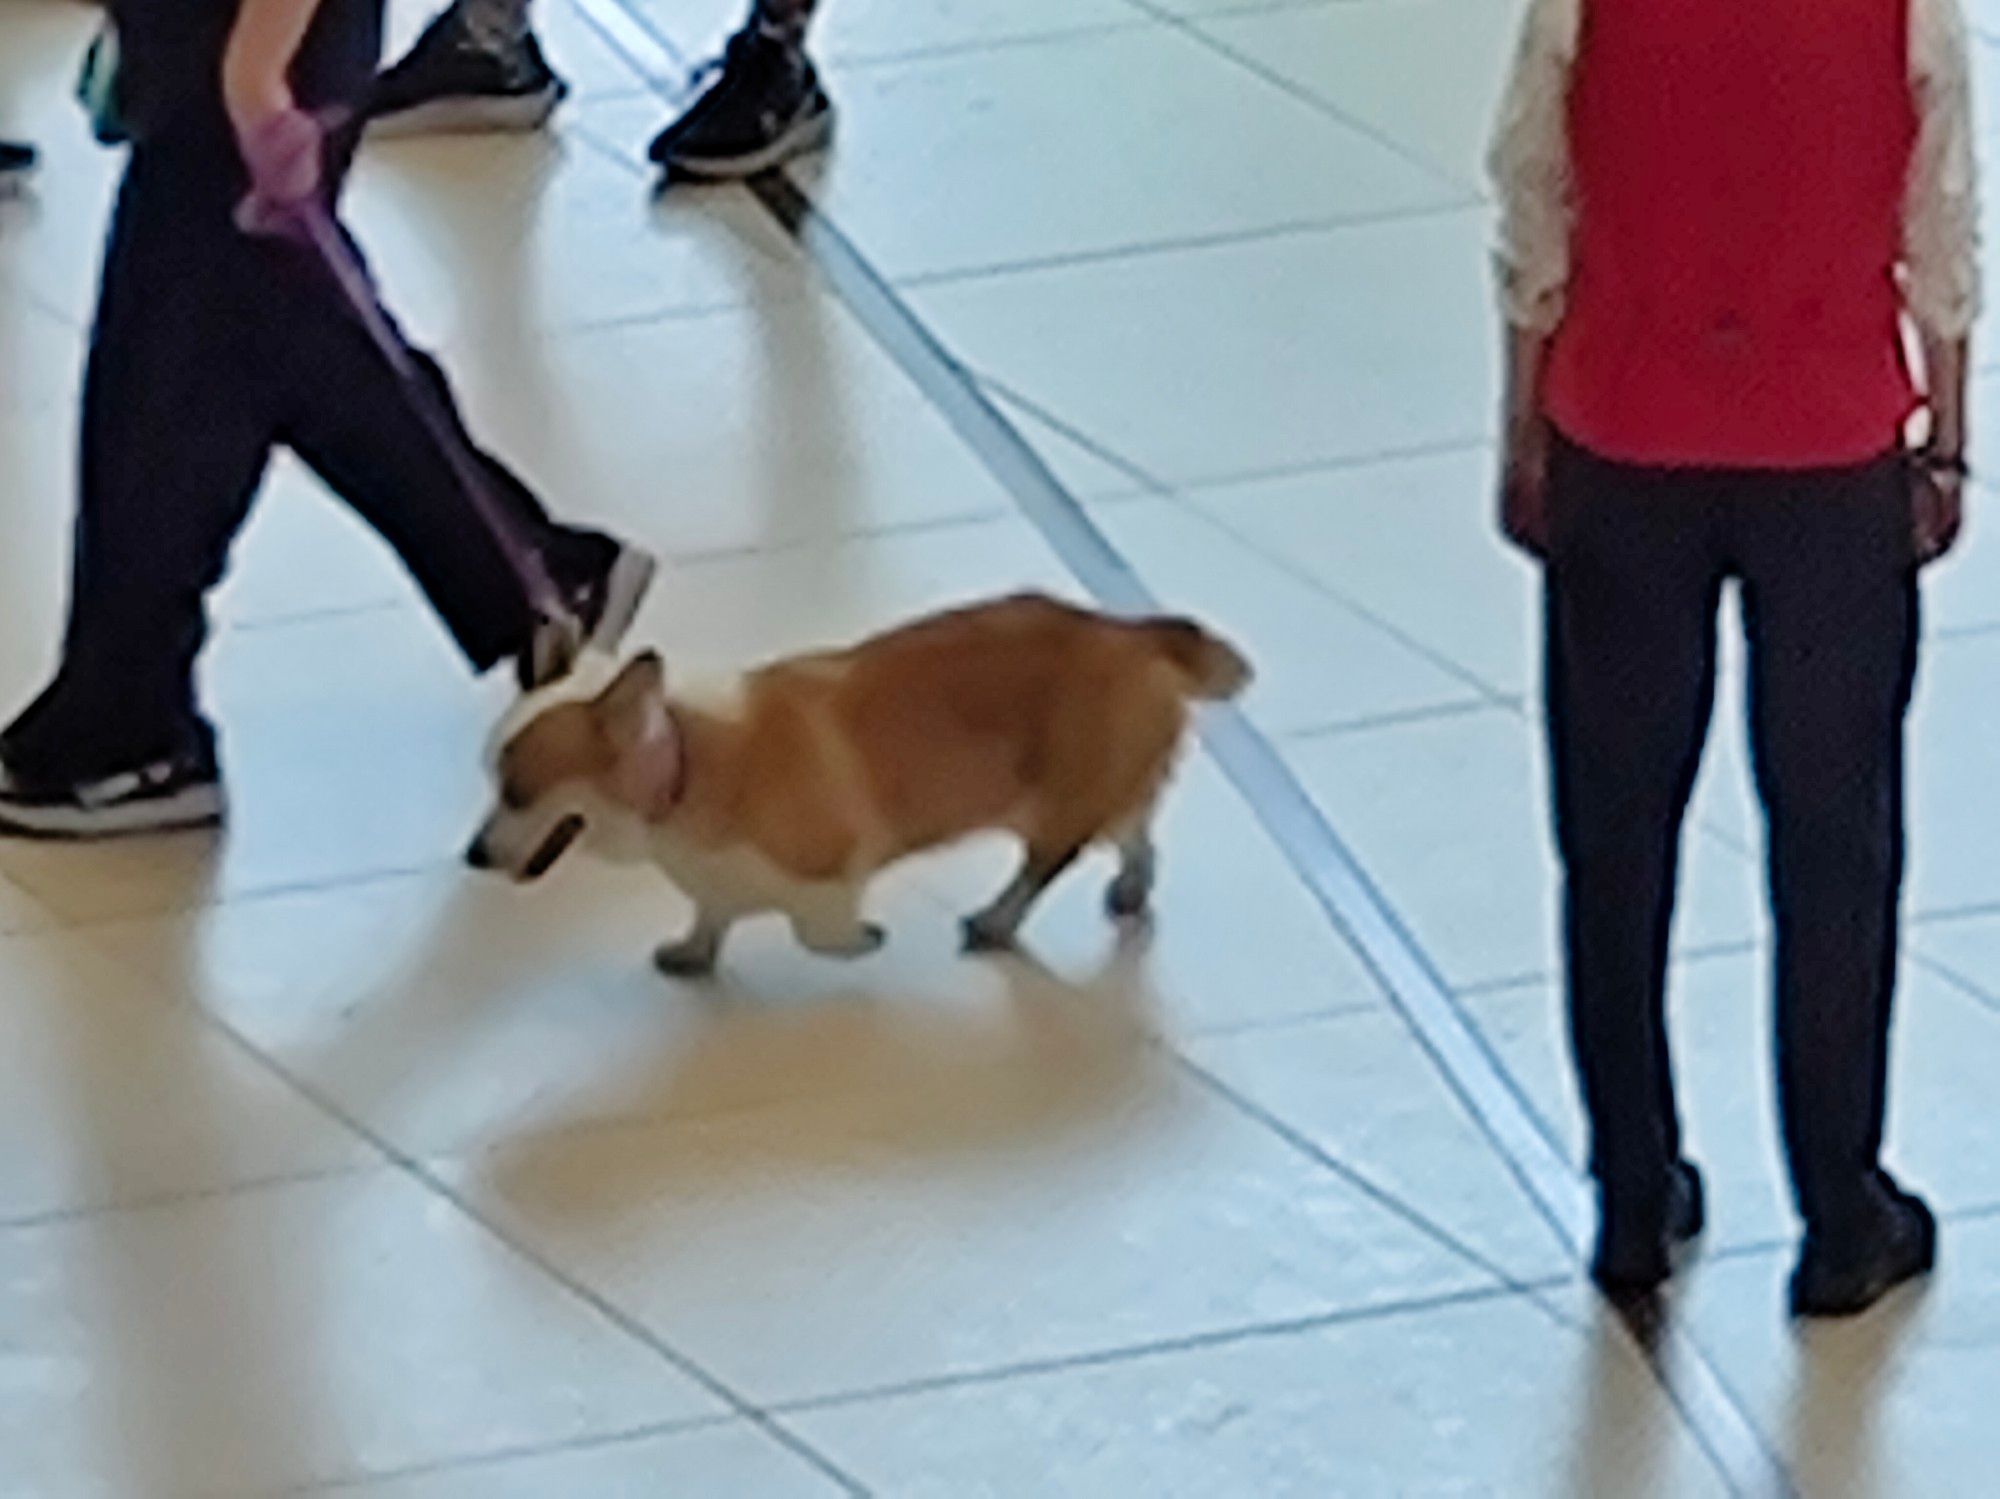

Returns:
662,702,691,810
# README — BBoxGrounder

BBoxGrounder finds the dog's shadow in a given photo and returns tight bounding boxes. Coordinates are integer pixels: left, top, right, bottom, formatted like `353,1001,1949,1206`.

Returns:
466,903,1171,1227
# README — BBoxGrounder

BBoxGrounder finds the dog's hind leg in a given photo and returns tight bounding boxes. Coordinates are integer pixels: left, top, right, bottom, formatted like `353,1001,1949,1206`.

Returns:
1105,823,1157,922
655,914,729,978
964,839,1086,953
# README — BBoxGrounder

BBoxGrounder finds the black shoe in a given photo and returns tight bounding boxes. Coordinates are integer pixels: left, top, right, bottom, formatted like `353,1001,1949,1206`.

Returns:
0,139,35,188
368,12,568,136
1790,1181,1937,1319
647,29,834,181
519,535,658,689
1591,1160,1707,1295
0,748,223,840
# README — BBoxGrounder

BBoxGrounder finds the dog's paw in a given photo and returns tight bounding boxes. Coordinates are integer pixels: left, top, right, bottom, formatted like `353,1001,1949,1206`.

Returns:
1105,875,1153,922
654,937,719,978
960,913,1017,954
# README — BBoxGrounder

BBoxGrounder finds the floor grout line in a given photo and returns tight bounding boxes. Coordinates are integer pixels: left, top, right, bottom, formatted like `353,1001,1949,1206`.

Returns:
1449,936,1768,1003
1123,0,1472,196
729,166,1790,1497
1105,431,1500,498
1278,696,1523,742
895,197,1485,292
764,1276,1572,1419
1906,948,2000,1017
1172,1050,1565,1290
975,375,1178,498
563,0,693,77
1173,996,1390,1040
282,1413,738,1495
959,389,1521,721
149,981,873,1499
814,19,1157,72
1173,499,1519,707
0,1161,387,1237
3,857,451,943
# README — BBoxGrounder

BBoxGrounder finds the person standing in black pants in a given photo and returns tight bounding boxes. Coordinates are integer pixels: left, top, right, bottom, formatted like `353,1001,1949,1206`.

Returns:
1490,0,1978,1318
0,0,654,838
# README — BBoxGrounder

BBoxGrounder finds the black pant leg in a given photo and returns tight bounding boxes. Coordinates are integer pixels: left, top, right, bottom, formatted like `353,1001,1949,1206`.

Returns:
1544,437,1726,1209
4,123,277,778
274,302,559,673
1733,456,1917,1237
271,119,576,672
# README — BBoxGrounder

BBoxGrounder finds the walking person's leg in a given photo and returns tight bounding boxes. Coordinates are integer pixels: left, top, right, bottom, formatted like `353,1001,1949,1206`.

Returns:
272,227,652,685
647,0,833,180
250,103,652,684
0,118,283,832
368,0,567,135
1542,436,1724,1292
0,13,651,837
1734,458,1933,1317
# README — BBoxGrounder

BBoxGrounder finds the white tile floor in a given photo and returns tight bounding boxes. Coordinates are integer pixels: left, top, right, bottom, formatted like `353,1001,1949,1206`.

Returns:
6,0,2000,1492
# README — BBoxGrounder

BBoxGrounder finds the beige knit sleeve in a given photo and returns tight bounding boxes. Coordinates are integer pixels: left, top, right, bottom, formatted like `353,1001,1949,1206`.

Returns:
1905,0,1982,340
1486,0,1580,333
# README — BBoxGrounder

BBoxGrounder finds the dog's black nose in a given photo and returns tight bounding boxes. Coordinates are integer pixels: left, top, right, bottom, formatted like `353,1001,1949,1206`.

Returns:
465,837,494,870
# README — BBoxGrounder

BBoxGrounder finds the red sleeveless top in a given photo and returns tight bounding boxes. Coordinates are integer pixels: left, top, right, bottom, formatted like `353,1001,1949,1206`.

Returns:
1545,0,1919,468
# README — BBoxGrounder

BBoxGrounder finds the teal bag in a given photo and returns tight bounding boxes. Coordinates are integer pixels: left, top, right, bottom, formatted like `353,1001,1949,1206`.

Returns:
76,24,129,146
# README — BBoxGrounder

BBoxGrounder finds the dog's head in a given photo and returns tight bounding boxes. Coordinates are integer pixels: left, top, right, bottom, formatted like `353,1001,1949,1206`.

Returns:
466,650,684,883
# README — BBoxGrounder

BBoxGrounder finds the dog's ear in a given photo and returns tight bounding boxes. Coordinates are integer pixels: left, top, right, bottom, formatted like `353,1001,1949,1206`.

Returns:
595,652,681,816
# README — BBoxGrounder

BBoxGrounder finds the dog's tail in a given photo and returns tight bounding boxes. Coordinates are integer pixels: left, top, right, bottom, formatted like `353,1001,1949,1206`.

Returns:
1144,616,1254,701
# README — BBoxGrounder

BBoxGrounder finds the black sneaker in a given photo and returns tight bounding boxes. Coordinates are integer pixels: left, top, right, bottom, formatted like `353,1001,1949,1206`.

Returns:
367,12,568,137
0,749,223,840
1591,1159,1707,1296
520,536,658,689
1791,1179,1937,1319
647,29,834,181
0,139,35,190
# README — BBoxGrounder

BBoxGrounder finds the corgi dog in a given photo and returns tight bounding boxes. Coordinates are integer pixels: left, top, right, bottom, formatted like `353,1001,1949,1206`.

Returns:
467,593,1251,976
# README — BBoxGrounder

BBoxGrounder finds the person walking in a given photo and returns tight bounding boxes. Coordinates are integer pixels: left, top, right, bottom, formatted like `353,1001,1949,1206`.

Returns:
1490,0,1978,1317
0,0,654,837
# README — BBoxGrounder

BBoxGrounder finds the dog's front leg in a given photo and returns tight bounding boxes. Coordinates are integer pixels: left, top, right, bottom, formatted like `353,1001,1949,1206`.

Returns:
964,841,1085,952
790,886,885,959
655,915,729,978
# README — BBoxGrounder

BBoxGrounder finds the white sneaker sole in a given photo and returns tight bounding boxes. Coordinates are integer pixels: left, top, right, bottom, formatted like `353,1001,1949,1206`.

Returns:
667,109,834,180
587,547,658,656
367,87,564,139
0,783,225,840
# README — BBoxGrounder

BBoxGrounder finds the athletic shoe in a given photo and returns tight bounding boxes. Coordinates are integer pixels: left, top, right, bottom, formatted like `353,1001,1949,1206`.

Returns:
647,28,833,180
0,747,223,840
520,535,658,689
368,12,568,137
